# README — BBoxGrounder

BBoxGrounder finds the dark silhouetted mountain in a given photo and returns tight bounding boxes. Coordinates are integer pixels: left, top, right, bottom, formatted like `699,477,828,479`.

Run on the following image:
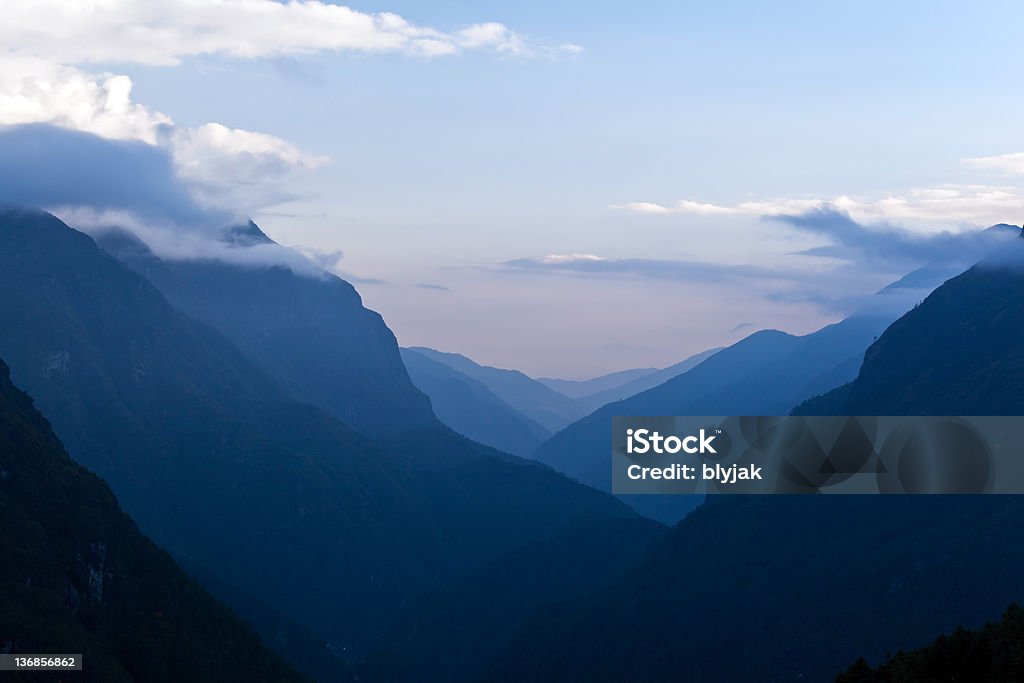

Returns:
0,358,303,682
534,316,891,523
837,604,1024,683
175,560,351,683
405,347,589,432
95,223,436,437
796,252,1024,416
481,496,1024,683
537,367,659,400
0,209,643,666
360,516,663,683
400,348,551,457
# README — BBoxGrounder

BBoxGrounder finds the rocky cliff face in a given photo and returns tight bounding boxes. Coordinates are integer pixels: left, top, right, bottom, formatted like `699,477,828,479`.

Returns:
97,222,437,437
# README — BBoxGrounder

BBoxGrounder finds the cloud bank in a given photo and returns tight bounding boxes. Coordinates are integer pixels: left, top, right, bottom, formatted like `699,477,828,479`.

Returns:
613,185,1024,227
775,209,1019,267
3,1,576,64
499,211,1022,314
0,124,337,278
966,152,1024,176
1,2,572,221
0,124,215,225
0,58,326,217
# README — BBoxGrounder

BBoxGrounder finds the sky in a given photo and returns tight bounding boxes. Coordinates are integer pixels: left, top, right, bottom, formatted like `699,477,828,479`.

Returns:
4,0,1024,377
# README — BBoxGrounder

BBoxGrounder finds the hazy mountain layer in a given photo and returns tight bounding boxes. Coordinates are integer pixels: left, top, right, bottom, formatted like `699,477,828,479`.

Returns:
534,315,891,523
400,347,551,457
537,367,659,400
407,347,589,432
566,347,722,412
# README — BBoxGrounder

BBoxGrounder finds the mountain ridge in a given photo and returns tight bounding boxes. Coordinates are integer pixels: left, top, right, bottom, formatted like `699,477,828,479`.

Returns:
407,346,589,432
96,225,437,437
0,208,642,665
400,347,551,457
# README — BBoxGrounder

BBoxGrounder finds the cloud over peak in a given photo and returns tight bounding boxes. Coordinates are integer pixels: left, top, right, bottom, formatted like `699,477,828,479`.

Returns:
0,58,323,217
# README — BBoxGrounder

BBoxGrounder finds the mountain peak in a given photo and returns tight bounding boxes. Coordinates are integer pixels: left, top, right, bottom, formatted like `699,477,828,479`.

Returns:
222,220,275,246
984,222,1022,234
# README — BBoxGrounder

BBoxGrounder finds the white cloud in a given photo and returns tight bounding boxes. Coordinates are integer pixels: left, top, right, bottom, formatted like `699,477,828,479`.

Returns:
538,253,606,264
170,122,328,210
965,152,1024,175
0,57,322,215
0,58,171,143
613,185,1024,228
2,1,573,65
61,206,333,277
0,2,571,218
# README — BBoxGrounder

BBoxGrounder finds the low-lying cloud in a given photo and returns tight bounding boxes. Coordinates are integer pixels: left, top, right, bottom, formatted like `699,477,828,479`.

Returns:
776,209,1019,268
498,210,1022,315
502,253,786,283
0,124,343,278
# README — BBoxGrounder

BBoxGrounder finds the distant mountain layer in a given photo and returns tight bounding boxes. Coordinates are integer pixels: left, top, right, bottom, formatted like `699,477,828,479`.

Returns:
0,358,302,682
400,348,551,457
407,347,589,432
97,225,437,437
0,209,638,664
534,315,891,523
574,347,722,411
537,367,658,400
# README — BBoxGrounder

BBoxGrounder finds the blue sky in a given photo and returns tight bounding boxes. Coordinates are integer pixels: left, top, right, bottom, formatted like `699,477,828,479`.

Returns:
4,1,1024,376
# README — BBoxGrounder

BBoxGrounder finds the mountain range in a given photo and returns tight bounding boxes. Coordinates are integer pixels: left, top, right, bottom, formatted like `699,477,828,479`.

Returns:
7,204,1024,682
404,347,590,432
539,347,722,413
0,208,645,676
400,346,723,457
533,314,895,523
536,367,659,399
400,347,551,457
476,233,1024,682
